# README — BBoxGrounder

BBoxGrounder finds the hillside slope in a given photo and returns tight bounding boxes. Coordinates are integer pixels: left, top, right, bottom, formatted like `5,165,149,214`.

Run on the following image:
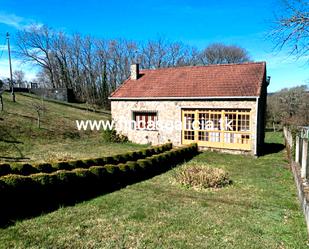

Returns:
0,93,143,163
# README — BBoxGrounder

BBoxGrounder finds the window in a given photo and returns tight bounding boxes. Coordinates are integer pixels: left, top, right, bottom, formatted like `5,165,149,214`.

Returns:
182,109,252,150
133,111,157,130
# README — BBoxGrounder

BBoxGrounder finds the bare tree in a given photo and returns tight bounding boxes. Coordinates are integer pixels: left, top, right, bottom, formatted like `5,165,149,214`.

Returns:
16,26,253,107
267,85,309,127
35,70,51,87
13,70,25,87
267,94,283,131
199,43,251,64
271,0,309,59
16,25,56,87
31,99,47,128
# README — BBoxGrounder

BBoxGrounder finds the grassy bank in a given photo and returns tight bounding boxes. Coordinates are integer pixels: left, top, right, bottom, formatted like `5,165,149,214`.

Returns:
0,132,307,248
0,92,144,163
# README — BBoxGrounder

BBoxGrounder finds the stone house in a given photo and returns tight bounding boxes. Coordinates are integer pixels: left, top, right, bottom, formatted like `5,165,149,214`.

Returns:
110,62,269,155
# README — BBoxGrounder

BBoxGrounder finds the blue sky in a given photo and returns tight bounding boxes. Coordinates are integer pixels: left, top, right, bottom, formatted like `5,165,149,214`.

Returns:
0,0,308,92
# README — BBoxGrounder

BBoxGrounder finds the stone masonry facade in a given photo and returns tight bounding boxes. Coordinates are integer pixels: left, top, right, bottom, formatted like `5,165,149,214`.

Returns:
111,99,258,155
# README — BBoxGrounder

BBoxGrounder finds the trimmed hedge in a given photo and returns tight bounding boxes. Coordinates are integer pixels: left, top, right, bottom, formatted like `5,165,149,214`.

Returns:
0,143,173,177
0,143,197,225
1,143,197,190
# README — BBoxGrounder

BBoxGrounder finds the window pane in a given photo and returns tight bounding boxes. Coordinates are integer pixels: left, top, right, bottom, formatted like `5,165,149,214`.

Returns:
133,112,157,130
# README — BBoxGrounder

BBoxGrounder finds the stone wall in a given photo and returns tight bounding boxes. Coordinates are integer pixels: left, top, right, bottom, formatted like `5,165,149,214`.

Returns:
30,88,75,102
111,99,258,154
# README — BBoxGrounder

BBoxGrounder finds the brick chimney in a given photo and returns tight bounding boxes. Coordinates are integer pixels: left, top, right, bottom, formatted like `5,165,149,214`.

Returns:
130,64,139,80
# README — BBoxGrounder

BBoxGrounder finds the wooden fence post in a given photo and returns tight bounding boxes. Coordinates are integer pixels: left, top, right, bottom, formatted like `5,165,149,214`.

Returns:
296,136,300,163
301,139,308,180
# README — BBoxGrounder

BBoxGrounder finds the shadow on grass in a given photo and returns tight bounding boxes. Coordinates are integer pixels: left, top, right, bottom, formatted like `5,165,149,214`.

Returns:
0,139,23,144
0,183,123,228
260,143,285,156
0,154,199,228
7,112,36,121
0,127,26,162
0,170,169,228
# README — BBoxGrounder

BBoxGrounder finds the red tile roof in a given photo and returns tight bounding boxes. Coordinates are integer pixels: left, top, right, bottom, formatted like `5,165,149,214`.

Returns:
110,62,266,99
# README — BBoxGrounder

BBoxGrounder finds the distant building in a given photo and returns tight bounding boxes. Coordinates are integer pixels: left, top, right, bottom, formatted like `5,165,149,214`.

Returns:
110,62,269,155
30,82,38,89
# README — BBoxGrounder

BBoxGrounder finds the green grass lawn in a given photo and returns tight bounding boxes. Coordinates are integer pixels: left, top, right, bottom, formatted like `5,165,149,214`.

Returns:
0,132,307,248
0,92,145,163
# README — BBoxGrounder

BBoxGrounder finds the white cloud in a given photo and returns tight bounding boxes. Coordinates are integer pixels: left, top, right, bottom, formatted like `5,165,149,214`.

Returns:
0,58,38,81
0,12,43,30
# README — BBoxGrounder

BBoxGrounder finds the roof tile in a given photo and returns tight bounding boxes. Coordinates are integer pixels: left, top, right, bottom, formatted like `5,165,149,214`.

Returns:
110,62,266,98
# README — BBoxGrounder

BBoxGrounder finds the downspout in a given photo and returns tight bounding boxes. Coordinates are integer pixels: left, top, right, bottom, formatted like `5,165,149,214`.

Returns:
255,96,260,156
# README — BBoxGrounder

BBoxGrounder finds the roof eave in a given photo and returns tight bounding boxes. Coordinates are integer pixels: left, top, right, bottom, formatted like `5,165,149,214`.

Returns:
109,96,259,100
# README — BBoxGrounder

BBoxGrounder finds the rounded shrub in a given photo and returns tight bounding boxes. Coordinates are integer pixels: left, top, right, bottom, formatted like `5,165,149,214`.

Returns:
0,175,36,217
104,156,115,165
140,149,150,157
182,147,190,157
157,153,168,165
126,151,138,161
35,163,53,173
0,178,7,192
89,166,109,189
52,170,78,201
117,163,134,184
53,170,77,187
72,168,94,185
104,164,117,174
83,159,96,167
11,163,39,175
72,168,92,177
136,159,152,172
70,160,87,169
149,155,160,165
162,151,172,160
125,161,138,172
31,172,56,186
104,164,121,187
163,151,173,162
52,161,72,171
170,149,180,161
92,158,105,166
163,143,170,150
164,151,175,167
117,163,129,173
147,148,155,156
124,161,139,181
161,153,171,168
134,151,143,160
89,166,107,178
176,148,185,161
30,173,57,206
153,147,162,154
1,174,34,192
113,154,126,164
0,164,12,177
174,165,231,189
122,153,134,162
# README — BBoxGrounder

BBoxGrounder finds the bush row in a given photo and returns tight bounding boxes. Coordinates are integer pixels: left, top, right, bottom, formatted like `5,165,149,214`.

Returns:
0,143,198,225
0,143,173,177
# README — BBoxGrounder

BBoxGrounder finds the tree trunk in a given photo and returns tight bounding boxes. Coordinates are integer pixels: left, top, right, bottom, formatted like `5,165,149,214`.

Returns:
0,95,3,111
37,113,40,128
